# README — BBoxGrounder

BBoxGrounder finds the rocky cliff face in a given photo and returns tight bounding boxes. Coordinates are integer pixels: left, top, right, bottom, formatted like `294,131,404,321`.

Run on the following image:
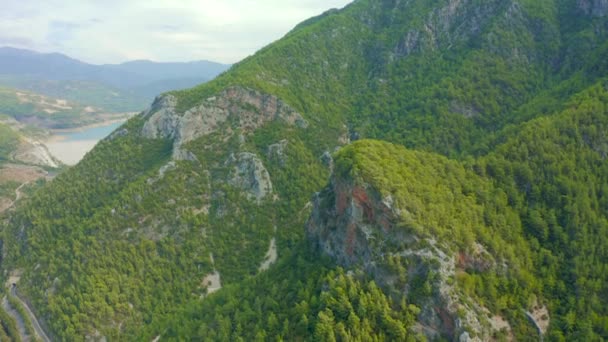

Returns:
393,0,507,58
307,176,511,341
226,152,273,203
141,86,308,160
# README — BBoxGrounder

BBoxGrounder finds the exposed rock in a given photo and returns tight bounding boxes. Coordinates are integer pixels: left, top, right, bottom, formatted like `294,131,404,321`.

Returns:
456,243,496,273
321,151,334,170
106,128,129,141
526,301,550,337
338,125,351,145
141,87,308,160
395,0,504,58
258,237,278,272
450,101,480,118
202,271,222,295
202,253,222,296
226,152,273,203
173,148,199,162
267,140,288,166
577,0,608,16
158,161,176,179
141,95,179,140
306,177,506,341
12,139,60,168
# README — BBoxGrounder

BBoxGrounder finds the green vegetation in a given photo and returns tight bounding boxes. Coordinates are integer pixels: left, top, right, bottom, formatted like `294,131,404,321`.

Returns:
7,295,38,341
140,245,422,341
1,0,608,340
1,115,328,339
0,305,21,342
0,122,19,163
0,181,20,201
478,82,608,340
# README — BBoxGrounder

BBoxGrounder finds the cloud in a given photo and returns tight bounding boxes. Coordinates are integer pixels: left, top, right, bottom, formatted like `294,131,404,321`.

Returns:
0,35,35,48
0,0,353,64
47,20,83,47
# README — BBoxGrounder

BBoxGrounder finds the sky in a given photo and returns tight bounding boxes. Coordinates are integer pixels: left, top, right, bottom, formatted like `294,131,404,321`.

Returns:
0,0,352,65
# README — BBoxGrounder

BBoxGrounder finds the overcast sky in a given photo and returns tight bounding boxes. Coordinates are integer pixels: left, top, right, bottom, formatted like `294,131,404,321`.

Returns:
0,0,352,65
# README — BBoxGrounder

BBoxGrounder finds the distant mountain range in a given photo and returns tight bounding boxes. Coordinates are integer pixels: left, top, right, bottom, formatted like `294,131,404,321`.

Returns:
0,47,231,112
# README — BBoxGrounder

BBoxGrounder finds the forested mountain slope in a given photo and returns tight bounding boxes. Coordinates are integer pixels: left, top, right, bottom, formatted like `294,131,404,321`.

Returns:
1,0,608,340
148,81,608,341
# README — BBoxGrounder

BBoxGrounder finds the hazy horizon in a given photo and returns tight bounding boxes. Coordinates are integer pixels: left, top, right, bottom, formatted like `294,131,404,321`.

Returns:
1,0,352,65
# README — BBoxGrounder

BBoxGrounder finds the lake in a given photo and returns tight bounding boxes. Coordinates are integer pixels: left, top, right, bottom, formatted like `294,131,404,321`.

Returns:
46,121,125,166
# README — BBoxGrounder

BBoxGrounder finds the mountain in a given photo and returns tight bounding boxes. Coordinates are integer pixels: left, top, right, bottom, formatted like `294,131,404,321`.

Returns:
1,0,608,341
105,60,230,83
0,47,231,111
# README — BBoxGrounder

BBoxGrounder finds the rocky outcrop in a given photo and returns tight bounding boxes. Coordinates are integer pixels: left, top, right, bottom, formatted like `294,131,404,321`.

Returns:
577,0,608,16
267,140,288,167
394,0,505,57
306,177,507,341
320,151,334,171
12,139,60,168
106,128,129,141
141,95,180,140
226,152,273,203
141,87,308,160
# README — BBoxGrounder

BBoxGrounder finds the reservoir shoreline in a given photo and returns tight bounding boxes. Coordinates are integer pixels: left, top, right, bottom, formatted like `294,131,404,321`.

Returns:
45,119,129,165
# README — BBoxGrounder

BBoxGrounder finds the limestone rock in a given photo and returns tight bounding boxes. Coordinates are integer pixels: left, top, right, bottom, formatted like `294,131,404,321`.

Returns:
226,152,273,203
306,177,507,341
320,151,333,170
141,87,308,160
12,138,60,168
141,94,179,140
267,140,288,166
394,0,503,58
106,128,129,141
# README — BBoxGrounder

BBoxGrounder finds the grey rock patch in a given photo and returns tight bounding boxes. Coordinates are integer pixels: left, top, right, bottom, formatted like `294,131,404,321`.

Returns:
141,94,179,140
321,151,333,171
450,101,480,118
106,128,129,141
226,152,273,203
141,87,308,160
267,140,288,166
258,237,278,272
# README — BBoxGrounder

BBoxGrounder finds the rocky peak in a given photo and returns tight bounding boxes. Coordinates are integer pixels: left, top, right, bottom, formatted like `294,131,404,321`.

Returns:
306,172,509,341
141,86,308,160
141,94,179,140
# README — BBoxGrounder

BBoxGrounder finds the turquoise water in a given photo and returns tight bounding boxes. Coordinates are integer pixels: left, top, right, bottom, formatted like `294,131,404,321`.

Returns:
62,122,123,142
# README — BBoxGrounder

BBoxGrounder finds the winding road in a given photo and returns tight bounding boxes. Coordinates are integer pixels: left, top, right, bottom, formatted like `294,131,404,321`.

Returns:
524,310,544,342
2,181,31,212
10,286,51,342
14,181,29,203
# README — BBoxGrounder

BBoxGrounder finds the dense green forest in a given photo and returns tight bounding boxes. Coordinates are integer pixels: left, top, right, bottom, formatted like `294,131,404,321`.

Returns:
1,0,608,340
